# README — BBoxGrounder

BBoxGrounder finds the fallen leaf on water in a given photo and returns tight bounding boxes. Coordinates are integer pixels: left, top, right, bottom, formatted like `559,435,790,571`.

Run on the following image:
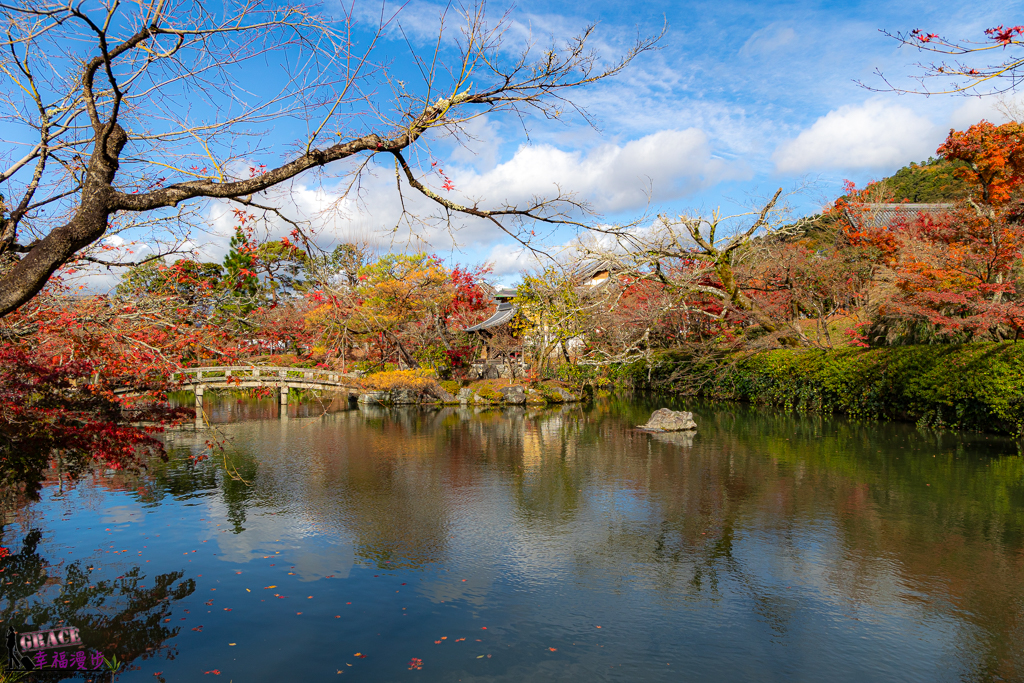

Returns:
192,626,203,632
476,655,485,659
354,653,366,659
407,658,423,670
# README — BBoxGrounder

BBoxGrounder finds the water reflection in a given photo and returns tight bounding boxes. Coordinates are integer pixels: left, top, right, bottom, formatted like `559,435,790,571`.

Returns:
0,531,195,677
4,397,1024,681
169,390,354,424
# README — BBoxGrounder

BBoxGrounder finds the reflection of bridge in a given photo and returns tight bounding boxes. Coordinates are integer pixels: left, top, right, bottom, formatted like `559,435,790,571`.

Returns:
174,366,362,411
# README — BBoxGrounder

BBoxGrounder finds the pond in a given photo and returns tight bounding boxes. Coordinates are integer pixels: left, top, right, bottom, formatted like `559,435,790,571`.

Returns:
3,396,1024,681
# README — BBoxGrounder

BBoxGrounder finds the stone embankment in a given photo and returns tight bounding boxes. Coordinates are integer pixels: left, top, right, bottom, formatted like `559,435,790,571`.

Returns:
357,383,580,407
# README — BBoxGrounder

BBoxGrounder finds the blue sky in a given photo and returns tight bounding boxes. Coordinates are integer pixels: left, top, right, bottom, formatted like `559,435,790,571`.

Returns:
72,0,1022,285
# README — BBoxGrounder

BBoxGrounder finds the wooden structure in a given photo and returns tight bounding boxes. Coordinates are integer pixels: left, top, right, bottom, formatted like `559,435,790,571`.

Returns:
464,288,525,376
465,287,519,359
575,258,618,287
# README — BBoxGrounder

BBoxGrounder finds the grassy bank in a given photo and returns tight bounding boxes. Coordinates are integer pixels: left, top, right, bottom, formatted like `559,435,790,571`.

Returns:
624,343,1024,435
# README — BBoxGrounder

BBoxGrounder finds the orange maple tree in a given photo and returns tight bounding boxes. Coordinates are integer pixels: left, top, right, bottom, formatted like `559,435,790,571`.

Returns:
937,121,1024,205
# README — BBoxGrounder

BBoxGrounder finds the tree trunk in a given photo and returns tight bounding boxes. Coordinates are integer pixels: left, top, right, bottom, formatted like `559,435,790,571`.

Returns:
0,124,127,316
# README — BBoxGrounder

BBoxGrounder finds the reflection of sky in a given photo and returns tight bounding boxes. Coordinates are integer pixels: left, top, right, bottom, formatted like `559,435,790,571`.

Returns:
206,500,354,581
99,505,144,526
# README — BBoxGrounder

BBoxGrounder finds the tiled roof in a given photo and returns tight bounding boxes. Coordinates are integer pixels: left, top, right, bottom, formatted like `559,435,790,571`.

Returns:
493,287,518,300
465,301,516,332
573,258,618,281
845,203,955,230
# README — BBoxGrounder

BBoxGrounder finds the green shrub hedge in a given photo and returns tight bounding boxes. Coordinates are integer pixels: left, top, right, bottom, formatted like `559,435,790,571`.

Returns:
627,343,1024,434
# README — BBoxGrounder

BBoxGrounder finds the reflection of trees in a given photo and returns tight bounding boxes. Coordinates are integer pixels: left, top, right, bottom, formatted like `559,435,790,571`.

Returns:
505,409,587,526
415,396,1024,677
204,398,1024,678
196,401,1024,677
186,410,458,570
0,530,195,678
107,429,264,535
321,410,454,569
588,399,1024,680
333,405,596,565
169,392,352,424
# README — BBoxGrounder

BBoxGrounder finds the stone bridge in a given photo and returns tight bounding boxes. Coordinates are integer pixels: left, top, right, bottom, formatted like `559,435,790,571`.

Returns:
173,366,362,413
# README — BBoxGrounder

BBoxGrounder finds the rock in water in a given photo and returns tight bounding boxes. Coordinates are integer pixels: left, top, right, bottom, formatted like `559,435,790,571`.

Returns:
357,391,390,405
498,385,527,405
639,408,697,432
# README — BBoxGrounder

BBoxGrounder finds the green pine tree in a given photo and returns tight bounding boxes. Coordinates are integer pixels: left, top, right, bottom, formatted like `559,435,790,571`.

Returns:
221,228,260,317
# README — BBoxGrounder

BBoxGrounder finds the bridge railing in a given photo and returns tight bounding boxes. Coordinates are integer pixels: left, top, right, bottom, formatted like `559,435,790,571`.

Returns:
173,366,361,386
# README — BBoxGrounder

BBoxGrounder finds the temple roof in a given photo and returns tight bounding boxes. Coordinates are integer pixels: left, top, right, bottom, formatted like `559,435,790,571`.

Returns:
845,203,955,230
493,287,518,300
465,300,517,333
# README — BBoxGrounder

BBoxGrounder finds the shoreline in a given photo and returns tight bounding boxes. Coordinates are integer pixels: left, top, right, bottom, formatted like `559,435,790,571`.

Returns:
621,342,1024,436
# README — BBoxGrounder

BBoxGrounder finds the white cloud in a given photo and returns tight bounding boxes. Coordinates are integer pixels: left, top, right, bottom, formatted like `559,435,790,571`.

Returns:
176,128,742,276
949,95,1024,130
739,25,797,58
772,100,940,173
455,128,749,213
482,243,543,279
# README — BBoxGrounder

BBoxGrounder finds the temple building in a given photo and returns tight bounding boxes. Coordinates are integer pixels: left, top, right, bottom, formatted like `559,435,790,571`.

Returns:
463,287,522,378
